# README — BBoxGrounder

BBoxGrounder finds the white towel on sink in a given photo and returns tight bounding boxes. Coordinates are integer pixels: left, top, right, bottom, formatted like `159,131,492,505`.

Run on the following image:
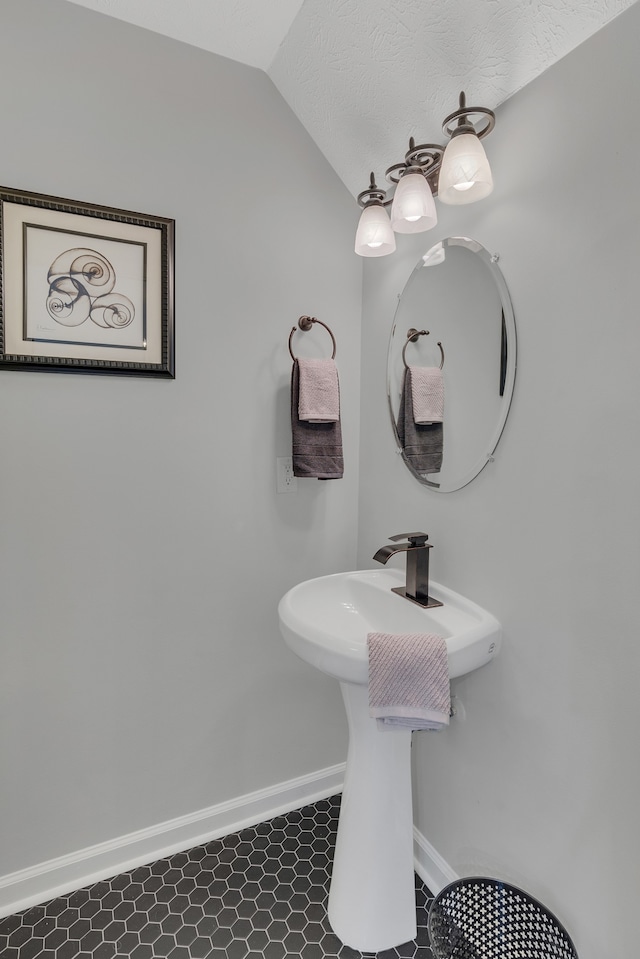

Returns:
367,632,450,730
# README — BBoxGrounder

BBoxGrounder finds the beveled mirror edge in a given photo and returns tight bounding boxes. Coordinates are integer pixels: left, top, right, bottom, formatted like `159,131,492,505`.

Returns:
386,236,517,492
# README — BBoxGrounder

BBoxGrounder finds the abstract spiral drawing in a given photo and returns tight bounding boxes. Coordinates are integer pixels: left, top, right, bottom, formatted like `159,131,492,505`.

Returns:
0,185,174,376
46,247,135,330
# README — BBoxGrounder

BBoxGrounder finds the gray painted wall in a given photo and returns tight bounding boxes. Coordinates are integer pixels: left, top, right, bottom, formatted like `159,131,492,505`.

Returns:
0,0,359,874
358,6,640,957
1,0,638,955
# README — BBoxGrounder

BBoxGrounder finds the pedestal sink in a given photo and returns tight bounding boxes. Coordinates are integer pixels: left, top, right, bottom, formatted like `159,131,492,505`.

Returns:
278,568,501,953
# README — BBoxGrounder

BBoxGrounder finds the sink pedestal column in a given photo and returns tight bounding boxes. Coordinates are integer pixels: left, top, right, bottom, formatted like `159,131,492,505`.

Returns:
328,681,417,952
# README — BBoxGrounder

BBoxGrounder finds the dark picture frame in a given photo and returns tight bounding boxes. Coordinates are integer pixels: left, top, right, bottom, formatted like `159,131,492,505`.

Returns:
0,186,174,377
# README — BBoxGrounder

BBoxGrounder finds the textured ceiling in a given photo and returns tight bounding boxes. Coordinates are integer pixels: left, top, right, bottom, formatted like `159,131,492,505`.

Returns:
65,0,637,198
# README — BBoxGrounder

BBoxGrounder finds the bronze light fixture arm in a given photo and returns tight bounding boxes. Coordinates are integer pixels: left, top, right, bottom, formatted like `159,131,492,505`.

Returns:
355,91,496,257
357,172,391,208
441,91,495,141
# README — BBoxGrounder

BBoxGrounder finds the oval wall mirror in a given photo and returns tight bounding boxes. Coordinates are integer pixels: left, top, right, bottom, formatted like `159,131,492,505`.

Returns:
387,236,517,492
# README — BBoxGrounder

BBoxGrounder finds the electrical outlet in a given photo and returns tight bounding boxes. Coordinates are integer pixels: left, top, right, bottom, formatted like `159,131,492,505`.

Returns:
276,456,298,494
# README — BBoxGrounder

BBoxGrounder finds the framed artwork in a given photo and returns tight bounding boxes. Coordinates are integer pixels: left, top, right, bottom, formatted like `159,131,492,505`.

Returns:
0,186,175,377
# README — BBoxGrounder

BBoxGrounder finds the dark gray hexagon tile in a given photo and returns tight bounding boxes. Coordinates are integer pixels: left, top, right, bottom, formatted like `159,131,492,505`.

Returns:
0,796,434,958
151,933,176,956
102,919,126,942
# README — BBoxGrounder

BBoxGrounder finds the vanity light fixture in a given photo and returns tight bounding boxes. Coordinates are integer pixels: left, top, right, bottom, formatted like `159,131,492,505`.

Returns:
355,92,495,258
353,175,397,256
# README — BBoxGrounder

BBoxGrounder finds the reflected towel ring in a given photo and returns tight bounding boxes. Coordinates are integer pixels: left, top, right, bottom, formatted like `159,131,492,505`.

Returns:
289,315,337,362
402,327,444,370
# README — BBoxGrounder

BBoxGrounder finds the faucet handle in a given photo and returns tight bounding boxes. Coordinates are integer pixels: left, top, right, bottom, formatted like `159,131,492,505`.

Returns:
389,532,429,546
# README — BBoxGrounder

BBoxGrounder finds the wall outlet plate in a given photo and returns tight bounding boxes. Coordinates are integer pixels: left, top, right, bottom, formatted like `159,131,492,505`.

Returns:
276,456,298,493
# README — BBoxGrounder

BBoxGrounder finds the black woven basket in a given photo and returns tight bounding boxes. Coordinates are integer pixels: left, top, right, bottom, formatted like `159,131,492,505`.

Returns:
427,877,578,959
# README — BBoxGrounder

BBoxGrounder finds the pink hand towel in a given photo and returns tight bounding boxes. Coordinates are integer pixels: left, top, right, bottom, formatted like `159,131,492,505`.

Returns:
367,632,450,730
409,365,444,424
297,357,340,423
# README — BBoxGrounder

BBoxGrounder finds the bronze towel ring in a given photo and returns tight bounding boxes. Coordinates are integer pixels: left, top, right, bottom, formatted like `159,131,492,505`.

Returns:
289,315,337,362
402,327,444,370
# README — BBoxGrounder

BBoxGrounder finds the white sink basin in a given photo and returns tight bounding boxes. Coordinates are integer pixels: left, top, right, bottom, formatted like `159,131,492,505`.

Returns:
277,567,502,953
278,567,501,685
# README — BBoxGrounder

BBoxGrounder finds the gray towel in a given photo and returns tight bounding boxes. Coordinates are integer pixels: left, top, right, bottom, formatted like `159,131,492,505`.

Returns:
367,631,450,730
396,368,443,476
291,360,344,479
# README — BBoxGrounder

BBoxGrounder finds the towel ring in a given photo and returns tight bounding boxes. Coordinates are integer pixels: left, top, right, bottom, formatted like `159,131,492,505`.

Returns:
402,327,444,370
289,315,337,362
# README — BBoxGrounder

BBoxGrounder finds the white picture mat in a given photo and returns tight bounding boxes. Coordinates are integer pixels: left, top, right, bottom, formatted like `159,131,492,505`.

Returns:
24,226,146,349
3,202,163,365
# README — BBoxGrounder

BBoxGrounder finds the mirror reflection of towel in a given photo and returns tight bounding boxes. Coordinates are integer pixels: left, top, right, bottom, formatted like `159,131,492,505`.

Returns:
397,368,443,476
409,365,443,423
291,360,344,479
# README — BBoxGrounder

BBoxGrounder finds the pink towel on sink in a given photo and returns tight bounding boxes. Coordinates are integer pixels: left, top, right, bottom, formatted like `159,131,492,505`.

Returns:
367,632,450,730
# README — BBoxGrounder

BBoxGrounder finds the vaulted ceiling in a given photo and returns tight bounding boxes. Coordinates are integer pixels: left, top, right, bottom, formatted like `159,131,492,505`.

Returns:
64,0,636,198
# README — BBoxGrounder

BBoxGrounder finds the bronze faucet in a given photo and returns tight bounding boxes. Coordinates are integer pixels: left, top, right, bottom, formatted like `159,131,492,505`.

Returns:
373,532,443,608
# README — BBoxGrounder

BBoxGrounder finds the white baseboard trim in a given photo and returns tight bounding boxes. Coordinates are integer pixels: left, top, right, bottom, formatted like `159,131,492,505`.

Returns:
413,826,458,896
0,763,345,920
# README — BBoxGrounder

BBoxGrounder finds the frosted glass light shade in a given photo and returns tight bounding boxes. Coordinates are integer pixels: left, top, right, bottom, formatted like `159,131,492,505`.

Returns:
390,172,437,233
354,203,396,257
438,133,493,205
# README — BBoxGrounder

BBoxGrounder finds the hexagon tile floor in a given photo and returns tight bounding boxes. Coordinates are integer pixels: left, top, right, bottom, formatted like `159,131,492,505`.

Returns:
0,794,435,959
